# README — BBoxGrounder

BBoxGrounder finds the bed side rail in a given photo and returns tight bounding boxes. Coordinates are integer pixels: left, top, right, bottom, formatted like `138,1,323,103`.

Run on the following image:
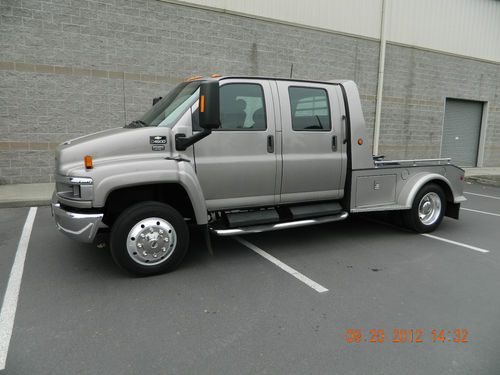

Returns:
374,158,451,167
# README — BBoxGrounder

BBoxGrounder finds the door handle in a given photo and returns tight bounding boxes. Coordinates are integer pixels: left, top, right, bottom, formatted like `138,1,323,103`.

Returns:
267,135,274,153
332,135,337,152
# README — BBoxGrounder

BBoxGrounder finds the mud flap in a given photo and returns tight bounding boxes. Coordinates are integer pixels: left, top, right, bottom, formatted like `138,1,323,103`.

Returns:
203,225,214,255
445,202,460,219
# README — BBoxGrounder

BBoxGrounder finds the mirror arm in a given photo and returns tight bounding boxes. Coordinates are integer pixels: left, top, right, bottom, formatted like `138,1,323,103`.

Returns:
175,130,212,151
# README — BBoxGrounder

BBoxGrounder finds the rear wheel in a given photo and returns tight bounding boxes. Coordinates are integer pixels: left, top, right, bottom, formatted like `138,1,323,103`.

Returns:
110,201,189,276
403,183,445,233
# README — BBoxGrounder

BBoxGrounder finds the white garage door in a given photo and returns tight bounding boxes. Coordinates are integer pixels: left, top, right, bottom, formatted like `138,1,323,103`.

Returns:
441,99,483,167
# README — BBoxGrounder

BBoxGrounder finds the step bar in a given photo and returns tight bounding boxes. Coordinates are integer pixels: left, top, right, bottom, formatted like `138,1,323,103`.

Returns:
211,212,349,236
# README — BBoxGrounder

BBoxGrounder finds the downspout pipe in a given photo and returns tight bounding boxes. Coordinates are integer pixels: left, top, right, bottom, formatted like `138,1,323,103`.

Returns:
373,0,388,156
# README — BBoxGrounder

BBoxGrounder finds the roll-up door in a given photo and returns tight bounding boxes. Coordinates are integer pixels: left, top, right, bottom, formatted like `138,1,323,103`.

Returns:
441,99,483,167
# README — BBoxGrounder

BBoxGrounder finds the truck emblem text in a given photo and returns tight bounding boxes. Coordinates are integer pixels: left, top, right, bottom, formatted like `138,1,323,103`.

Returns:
150,136,167,144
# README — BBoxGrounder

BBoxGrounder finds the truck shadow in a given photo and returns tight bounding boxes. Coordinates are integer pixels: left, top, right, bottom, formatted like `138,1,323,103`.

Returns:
197,214,416,262
55,214,421,277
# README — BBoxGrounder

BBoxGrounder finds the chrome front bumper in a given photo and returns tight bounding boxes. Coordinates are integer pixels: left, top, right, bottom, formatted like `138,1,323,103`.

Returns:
51,201,106,243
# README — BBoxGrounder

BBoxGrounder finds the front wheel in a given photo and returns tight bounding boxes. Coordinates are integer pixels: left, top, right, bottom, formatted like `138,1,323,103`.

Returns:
403,183,445,233
110,201,189,276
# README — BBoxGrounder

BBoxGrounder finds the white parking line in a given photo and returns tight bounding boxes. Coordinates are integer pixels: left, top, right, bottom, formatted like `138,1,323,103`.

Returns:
421,233,490,253
234,237,329,294
462,207,500,218
0,207,37,370
464,192,500,200
361,215,492,254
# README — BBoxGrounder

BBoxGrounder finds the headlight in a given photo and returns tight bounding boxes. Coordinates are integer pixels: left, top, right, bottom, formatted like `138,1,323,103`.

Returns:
56,175,94,201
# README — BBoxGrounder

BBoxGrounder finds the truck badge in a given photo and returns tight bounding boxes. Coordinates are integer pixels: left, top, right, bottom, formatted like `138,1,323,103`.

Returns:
150,136,167,144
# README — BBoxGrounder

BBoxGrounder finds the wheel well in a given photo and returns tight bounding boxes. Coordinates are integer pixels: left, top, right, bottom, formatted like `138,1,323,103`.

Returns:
426,179,460,219
102,184,196,226
427,179,453,203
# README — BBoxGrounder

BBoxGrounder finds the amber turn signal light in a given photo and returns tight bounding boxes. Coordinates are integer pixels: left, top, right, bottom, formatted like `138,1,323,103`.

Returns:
200,95,205,113
357,138,363,145
84,155,93,169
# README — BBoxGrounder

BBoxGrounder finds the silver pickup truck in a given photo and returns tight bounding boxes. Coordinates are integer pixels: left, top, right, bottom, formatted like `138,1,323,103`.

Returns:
51,76,466,275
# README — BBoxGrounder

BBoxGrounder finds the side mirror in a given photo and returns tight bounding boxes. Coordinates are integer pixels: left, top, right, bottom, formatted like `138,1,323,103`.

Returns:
199,80,220,130
152,96,162,106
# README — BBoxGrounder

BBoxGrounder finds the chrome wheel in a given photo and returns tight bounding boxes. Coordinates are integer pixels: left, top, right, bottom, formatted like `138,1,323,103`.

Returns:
126,217,177,266
418,192,442,226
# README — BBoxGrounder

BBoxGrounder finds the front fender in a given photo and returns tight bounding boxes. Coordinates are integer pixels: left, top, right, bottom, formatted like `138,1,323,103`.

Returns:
177,161,208,225
92,158,208,225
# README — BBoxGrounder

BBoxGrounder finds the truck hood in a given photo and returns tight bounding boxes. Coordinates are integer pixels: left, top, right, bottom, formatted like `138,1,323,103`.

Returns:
55,127,173,176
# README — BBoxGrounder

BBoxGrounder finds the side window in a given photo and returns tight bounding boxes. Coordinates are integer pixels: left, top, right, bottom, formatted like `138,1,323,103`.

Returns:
219,83,267,130
288,87,331,131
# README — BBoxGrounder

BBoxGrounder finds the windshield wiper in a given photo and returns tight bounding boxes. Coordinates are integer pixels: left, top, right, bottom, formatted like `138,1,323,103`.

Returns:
124,120,148,129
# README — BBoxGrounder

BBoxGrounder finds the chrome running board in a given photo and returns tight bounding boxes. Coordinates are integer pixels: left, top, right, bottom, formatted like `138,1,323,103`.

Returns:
211,212,348,236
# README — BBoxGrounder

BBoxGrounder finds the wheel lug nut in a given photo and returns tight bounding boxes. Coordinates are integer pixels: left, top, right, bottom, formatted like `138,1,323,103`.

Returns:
162,247,166,252
153,253,158,258
159,230,163,234
143,251,147,256
141,234,145,238
137,243,142,248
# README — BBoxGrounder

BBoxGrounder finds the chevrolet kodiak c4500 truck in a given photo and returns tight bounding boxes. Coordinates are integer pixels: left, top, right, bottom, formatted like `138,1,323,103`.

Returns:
51,77,466,276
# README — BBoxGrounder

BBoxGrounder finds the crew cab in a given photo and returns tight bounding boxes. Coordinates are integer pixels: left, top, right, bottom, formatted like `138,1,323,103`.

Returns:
51,76,466,275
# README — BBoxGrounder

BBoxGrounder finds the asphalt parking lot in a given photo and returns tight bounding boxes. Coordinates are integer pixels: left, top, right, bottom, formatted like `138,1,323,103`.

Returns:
1,182,500,374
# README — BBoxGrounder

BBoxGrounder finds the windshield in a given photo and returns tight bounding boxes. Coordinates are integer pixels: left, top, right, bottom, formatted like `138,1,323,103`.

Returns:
138,81,201,127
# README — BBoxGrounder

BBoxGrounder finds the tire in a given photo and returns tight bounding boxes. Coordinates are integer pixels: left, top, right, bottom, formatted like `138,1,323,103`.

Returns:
110,201,189,276
403,183,445,233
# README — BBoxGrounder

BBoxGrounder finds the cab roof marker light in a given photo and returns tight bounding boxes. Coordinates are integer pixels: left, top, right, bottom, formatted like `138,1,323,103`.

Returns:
186,75,203,82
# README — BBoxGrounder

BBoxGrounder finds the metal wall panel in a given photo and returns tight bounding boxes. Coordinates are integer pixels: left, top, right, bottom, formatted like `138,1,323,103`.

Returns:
175,0,383,39
441,99,484,167
175,0,500,62
386,0,500,62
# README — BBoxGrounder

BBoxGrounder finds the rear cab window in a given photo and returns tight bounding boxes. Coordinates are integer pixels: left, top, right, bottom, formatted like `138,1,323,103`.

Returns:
288,86,331,131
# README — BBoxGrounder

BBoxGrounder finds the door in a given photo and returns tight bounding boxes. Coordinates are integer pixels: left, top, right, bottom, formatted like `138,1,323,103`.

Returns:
277,81,345,204
441,98,483,167
193,79,278,210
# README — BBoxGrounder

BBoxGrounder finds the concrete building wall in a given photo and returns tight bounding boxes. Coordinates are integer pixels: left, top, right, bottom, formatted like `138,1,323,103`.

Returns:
0,0,499,184
380,45,500,161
